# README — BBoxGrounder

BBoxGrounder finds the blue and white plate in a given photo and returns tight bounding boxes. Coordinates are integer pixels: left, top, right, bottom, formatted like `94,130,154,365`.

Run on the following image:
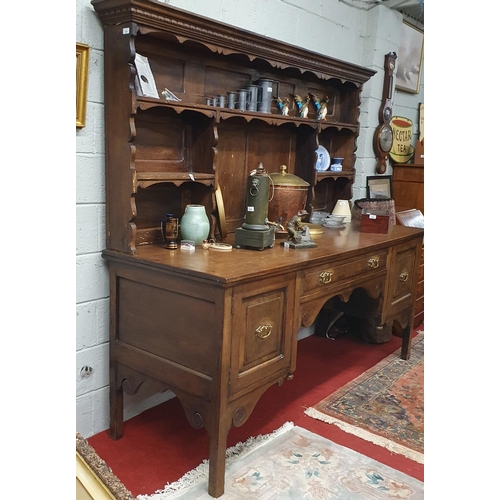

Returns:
315,145,331,172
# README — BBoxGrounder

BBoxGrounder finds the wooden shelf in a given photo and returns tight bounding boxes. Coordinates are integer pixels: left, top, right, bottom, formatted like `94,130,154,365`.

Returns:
136,172,215,188
137,97,359,131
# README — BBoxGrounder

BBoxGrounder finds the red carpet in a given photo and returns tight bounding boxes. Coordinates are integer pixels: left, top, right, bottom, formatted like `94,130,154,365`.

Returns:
88,330,424,497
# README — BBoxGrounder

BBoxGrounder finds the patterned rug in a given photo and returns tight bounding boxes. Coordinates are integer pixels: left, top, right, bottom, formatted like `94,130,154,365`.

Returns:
138,422,424,499
305,332,424,463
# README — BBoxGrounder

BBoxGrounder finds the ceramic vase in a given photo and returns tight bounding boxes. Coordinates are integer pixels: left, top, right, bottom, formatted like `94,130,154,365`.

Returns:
180,204,210,245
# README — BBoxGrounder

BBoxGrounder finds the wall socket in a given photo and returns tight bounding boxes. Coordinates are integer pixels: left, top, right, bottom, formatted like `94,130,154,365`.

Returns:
80,366,93,377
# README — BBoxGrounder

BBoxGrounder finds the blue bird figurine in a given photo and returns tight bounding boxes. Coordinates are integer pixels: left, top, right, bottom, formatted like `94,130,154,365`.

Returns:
309,93,329,120
293,94,310,118
275,96,290,116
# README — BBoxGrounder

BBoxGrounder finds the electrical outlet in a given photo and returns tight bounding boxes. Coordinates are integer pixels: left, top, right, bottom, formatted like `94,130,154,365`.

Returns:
80,366,93,377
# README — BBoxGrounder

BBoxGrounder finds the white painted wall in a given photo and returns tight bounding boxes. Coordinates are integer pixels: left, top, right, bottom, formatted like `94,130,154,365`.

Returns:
75,0,424,439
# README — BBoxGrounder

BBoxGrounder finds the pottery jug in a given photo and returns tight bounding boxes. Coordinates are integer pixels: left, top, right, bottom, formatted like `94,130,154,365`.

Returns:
180,205,210,245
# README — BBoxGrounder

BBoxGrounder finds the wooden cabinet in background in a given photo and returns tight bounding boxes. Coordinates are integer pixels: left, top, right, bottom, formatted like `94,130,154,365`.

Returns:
395,209,424,329
414,244,424,328
393,158,424,329
392,163,424,215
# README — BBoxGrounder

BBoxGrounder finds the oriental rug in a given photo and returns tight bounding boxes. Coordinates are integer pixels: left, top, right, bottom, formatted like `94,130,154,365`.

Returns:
138,422,424,499
305,332,424,464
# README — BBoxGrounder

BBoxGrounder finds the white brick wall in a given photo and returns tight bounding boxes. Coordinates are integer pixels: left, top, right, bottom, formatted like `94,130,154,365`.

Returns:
76,0,424,439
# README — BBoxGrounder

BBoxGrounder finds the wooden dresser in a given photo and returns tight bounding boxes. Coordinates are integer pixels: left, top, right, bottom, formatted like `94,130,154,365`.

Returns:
92,0,424,496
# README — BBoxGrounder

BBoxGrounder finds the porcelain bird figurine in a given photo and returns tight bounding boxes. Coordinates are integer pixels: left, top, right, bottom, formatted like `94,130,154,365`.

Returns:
293,94,310,118
275,96,290,116
309,93,329,120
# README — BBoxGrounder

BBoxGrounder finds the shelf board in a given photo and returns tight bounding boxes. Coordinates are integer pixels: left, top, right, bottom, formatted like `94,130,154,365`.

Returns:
136,171,215,188
136,97,359,131
315,170,355,179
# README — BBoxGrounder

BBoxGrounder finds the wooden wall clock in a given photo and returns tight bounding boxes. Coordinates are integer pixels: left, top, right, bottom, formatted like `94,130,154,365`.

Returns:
373,52,397,174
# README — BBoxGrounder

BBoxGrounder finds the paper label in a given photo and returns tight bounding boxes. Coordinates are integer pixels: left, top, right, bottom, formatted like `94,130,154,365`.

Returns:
247,206,255,212
369,214,377,219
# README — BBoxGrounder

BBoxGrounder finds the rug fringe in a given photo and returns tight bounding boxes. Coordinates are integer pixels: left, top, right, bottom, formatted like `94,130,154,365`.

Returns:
304,407,424,464
137,421,294,499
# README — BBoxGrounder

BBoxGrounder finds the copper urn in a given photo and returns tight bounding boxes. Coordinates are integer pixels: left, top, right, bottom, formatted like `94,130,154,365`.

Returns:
267,165,310,233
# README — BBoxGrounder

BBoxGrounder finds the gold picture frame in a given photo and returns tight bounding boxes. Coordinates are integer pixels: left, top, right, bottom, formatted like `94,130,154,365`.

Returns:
76,43,90,128
395,21,424,94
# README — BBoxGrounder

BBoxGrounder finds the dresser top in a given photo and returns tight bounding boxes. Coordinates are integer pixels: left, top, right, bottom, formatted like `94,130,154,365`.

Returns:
103,222,423,285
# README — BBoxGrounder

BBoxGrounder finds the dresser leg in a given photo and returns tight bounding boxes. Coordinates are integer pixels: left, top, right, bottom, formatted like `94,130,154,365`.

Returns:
109,380,124,440
207,420,230,498
400,325,412,360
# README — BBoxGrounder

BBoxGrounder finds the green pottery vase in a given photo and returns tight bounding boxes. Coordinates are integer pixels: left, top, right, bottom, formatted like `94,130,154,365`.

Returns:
180,204,210,246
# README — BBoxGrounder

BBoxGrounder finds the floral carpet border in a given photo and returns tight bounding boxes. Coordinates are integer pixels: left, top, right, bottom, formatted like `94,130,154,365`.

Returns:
305,332,424,464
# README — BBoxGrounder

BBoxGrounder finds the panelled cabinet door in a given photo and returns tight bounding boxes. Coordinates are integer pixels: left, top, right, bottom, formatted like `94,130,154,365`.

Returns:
388,241,419,316
229,274,295,398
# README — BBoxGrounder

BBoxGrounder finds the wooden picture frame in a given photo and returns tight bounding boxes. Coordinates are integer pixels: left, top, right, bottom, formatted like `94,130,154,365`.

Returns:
76,43,90,128
395,21,424,94
367,175,393,200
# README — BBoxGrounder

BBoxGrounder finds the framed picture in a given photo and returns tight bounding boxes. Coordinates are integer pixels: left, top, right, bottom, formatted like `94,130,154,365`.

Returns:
76,43,90,128
367,175,393,200
395,21,424,94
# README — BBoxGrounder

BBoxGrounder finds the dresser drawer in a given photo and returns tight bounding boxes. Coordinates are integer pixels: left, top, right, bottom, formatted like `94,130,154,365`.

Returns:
301,251,388,296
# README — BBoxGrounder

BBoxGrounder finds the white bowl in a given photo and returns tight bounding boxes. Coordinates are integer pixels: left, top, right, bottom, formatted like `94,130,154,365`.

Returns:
310,211,329,224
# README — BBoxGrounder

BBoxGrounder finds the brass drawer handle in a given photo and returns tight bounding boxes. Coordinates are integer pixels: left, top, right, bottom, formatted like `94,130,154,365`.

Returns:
255,323,273,339
368,257,379,269
318,271,333,284
399,271,409,283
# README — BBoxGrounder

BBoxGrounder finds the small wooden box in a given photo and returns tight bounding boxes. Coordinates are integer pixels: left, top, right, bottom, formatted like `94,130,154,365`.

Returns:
360,209,389,234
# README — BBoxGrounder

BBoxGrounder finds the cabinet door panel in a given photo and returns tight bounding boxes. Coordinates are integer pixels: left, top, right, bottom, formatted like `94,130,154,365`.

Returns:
391,247,416,304
387,240,421,318
230,275,295,398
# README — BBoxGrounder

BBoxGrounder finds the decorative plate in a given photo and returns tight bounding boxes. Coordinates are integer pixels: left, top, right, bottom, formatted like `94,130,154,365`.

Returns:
315,145,331,171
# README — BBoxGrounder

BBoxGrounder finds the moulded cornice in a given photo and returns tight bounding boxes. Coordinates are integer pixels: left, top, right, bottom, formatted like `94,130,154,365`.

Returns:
91,0,376,86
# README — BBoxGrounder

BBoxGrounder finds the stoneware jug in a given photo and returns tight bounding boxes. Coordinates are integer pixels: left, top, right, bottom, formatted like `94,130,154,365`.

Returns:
180,204,210,245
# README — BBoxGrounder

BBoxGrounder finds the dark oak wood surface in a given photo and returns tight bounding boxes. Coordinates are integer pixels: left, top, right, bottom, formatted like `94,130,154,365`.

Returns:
104,223,422,284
